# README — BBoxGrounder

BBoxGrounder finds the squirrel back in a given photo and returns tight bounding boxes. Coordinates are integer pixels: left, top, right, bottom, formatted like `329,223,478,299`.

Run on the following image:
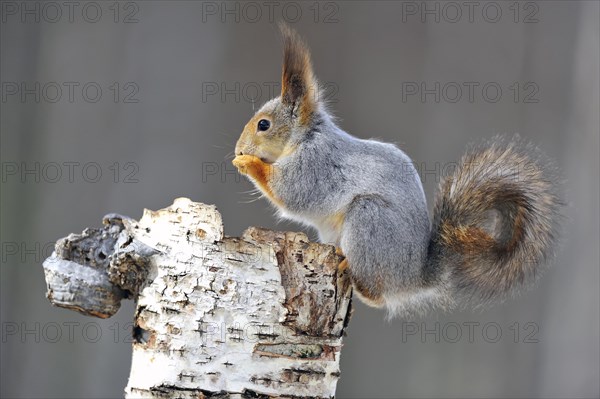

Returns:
233,25,562,317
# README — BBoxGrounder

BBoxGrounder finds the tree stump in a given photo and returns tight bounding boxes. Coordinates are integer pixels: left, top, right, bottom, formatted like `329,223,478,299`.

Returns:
42,198,353,398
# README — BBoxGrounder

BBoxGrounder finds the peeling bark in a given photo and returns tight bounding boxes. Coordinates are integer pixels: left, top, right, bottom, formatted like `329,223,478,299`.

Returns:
43,198,353,398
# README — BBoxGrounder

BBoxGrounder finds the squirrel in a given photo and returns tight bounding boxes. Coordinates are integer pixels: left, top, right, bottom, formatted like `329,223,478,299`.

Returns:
232,25,561,318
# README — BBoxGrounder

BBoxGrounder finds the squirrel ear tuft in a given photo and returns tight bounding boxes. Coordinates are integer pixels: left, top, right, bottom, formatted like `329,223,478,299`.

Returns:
279,23,318,122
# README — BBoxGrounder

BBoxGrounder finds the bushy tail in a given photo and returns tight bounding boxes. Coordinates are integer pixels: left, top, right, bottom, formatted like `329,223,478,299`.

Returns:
427,136,562,304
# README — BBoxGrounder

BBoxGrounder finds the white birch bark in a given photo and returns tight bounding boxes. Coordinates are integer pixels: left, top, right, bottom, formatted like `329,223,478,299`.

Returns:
43,198,353,398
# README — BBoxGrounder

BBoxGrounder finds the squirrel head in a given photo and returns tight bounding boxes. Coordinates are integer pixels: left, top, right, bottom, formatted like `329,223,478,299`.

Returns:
234,24,320,164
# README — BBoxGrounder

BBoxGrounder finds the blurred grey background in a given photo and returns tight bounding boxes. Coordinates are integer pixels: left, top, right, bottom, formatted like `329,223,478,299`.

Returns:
1,1,599,398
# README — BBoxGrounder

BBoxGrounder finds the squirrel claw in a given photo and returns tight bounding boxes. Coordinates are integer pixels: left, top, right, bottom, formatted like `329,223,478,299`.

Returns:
338,258,349,272
336,247,348,272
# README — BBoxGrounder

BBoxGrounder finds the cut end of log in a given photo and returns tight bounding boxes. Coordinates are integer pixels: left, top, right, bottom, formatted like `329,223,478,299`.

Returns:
43,222,129,318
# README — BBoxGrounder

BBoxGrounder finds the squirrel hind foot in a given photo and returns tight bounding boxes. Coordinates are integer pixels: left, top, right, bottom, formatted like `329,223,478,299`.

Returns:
338,258,349,273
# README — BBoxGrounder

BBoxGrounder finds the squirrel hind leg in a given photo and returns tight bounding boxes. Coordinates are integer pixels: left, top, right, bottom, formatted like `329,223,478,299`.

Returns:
340,194,432,316
383,285,454,319
336,249,385,307
352,284,386,308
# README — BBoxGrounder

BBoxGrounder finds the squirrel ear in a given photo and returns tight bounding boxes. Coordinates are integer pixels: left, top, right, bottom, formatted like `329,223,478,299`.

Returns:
279,23,318,122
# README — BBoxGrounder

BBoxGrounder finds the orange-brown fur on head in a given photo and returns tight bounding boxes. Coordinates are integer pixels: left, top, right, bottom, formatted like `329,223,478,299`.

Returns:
233,24,319,166
280,22,318,126
234,108,292,164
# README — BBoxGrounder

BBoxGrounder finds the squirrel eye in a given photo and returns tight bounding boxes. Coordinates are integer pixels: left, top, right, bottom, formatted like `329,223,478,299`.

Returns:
257,119,271,131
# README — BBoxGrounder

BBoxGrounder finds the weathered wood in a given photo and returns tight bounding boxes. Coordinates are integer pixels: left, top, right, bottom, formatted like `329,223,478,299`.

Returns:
42,198,353,398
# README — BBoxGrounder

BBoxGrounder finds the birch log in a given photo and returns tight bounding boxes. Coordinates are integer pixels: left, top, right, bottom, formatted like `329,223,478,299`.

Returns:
42,198,353,398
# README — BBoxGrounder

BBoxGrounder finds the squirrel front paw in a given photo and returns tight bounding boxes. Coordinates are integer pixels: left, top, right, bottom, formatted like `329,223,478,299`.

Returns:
233,155,281,206
233,154,264,175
